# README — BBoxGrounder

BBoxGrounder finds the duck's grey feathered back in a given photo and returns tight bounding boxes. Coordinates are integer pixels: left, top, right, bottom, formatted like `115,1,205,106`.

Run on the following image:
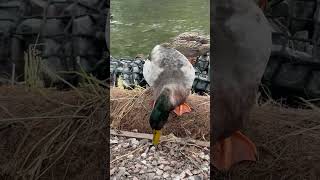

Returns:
143,45,195,103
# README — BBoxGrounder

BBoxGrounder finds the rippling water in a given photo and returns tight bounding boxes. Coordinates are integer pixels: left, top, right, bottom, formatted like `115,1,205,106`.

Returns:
111,0,210,57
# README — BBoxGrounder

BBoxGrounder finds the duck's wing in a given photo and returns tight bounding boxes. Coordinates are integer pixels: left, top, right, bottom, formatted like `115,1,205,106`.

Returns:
143,59,161,87
180,57,195,89
146,45,195,89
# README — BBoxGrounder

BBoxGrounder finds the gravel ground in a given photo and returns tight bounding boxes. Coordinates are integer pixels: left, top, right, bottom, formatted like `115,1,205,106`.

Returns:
110,134,210,180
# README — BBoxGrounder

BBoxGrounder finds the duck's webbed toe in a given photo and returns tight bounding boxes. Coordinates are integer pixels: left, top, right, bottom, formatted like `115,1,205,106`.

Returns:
172,102,192,116
213,131,257,171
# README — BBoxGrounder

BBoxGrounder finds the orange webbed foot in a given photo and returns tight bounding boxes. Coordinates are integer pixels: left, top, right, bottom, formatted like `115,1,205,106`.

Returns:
212,131,257,171
172,102,192,116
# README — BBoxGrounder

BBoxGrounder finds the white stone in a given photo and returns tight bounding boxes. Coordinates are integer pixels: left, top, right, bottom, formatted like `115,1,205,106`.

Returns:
158,164,164,170
141,153,147,158
122,143,130,148
110,168,116,175
163,172,170,178
164,166,172,171
156,169,163,176
185,169,193,176
179,171,186,179
141,160,147,165
110,139,118,144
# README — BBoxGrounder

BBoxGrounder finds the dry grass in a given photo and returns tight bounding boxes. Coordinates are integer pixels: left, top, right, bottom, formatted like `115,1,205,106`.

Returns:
110,87,320,179
0,81,108,180
24,45,43,88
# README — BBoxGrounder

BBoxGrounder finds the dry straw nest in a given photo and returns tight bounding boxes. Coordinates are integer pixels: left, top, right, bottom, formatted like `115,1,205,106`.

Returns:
110,87,210,140
111,87,320,179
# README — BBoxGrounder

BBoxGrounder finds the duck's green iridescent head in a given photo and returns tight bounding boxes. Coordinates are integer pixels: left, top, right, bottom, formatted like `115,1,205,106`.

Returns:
149,89,173,145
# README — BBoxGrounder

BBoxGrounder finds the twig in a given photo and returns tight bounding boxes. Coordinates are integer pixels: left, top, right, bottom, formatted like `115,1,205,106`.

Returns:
269,124,320,143
0,104,14,118
179,150,205,175
110,130,210,147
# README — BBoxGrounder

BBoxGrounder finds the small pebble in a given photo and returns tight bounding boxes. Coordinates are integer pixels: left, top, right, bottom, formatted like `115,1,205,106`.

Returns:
122,143,130,148
156,169,163,176
133,168,139,173
159,160,170,165
164,166,172,171
141,153,147,158
110,139,118,144
150,146,156,152
179,171,186,179
188,175,202,180
191,169,200,175
147,173,155,179
202,167,208,171
158,164,164,170
117,167,126,177
185,169,193,176
171,174,178,178
171,160,178,165
170,149,175,155
140,139,149,145
141,160,147,165
163,172,170,178
110,168,116,175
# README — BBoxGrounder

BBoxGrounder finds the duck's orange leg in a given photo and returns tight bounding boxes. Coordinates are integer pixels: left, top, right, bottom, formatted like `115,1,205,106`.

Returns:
212,131,257,171
172,102,192,116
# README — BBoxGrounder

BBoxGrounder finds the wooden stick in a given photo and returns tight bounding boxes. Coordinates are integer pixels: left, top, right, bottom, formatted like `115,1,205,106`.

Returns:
110,129,210,147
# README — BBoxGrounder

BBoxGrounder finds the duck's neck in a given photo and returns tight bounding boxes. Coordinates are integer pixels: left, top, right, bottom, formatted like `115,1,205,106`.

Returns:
154,88,174,112
154,84,188,108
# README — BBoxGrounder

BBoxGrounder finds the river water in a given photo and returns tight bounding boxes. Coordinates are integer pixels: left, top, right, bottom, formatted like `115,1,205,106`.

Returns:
111,0,210,57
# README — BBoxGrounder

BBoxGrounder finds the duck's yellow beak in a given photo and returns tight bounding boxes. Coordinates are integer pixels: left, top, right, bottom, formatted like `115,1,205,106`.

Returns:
152,129,161,145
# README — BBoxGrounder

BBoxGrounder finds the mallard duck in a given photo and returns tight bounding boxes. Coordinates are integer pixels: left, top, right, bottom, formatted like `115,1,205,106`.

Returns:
211,0,272,170
143,45,195,145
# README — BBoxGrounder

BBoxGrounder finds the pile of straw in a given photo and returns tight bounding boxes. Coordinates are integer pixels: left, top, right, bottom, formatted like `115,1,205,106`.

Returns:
0,85,108,180
110,87,210,140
